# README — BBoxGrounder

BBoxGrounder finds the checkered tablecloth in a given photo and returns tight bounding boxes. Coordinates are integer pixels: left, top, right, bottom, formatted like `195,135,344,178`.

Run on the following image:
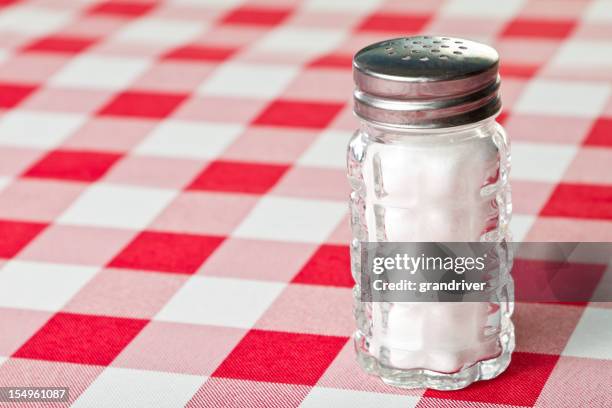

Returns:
0,0,610,407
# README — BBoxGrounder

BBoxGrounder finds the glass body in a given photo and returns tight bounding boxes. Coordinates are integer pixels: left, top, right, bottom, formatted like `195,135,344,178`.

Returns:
348,117,514,390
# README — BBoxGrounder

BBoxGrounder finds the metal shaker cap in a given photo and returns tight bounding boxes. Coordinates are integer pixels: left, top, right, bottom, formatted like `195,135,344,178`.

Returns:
353,36,501,128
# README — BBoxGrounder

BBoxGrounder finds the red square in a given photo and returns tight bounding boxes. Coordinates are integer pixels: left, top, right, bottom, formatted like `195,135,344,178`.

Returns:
221,6,291,26
23,150,122,182
98,91,187,119
499,63,540,79
253,100,344,129
0,0,18,7
187,160,289,194
163,45,238,62
13,312,148,366
584,118,612,147
357,13,431,33
540,183,612,220
212,329,348,385
292,244,353,288
309,54,353,70
513,258,605,304
23,35,97,54
0,219,46,258
88,1,155,17
424,352,558,406
501,18,576,39
108,231,224,274
0,82,36,108
496,112,509,125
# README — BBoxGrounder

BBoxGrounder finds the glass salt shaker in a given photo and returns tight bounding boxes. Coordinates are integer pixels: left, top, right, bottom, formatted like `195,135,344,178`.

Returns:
348,36,514,390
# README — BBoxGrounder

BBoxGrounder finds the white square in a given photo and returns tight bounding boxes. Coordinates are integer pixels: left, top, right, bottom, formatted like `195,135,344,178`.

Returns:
233,196,347,243
168,0,242,6
72,367,205,408
0,6,72,35
511,142,576,182
510,214,535,242
58,183,176,229
0,261,97,312
155,276,285,328
442,0,526,17
0,176,12,192
298,130,352,169
563,307,612,359
0,111,85,149
135,120,243,159
551,41,612,67
0,49,10,64
513,79,611,117
584,0,612,22
50,55,150,90
302,0,383,12
115,18,203,46
254,27,346,56
198,63,299,99
301,387,419,408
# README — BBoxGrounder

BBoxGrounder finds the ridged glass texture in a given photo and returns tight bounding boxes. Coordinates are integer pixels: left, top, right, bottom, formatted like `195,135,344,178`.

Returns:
348,118,514,390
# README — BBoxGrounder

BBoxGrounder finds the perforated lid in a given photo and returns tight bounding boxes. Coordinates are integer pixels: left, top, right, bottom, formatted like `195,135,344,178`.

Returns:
353,36,501,128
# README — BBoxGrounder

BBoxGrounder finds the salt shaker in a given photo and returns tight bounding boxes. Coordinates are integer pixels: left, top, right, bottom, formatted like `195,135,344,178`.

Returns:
348,36,514,390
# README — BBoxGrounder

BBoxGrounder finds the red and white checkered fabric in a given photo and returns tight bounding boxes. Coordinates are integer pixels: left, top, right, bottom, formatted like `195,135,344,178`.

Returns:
0,0,610,407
